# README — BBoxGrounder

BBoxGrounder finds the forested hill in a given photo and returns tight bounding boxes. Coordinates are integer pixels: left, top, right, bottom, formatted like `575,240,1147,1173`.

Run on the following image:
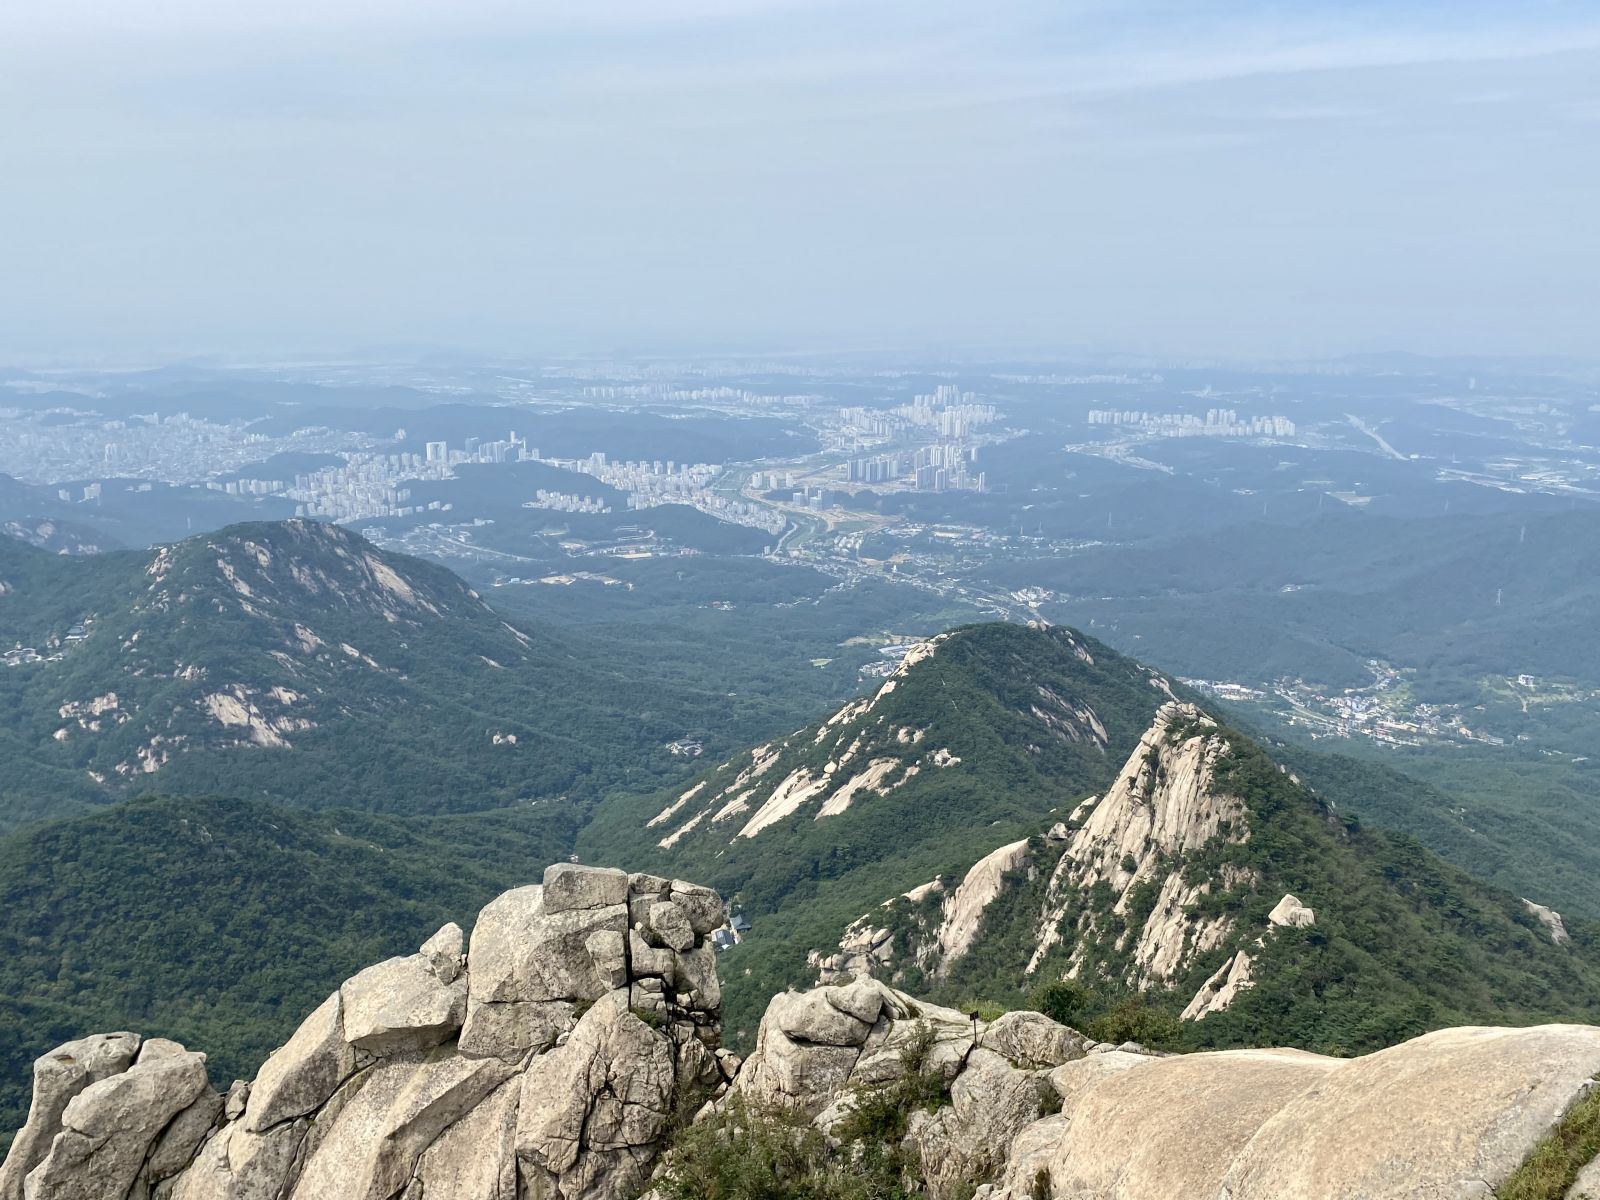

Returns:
578,622,1182,1035
0,520,728,829
0,793,580,1146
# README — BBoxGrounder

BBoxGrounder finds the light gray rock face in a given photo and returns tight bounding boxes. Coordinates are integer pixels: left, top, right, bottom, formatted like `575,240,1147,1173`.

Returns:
730,987,1600,1199
732,979,1082,1199
289,1051,520,1199
420,922,467,983
458,872,636,1061
241,992,359,1147
968,1023,1600,1199
515,991,678,1200
910,1048,1049,1200
542,864,628,913
1044,1047,1337,1199
979,1011,1088,1070
414,1076,520,1200
1524,898,1572,946
667,882,725,935
340,954,468,1054
1220,1024,1600,1199
23,1039,212,1200
1570,1153,1600,1200
0,1032,141,1200
1045,1049,1148,1115
646,901,695,952
731,980,923,1119
0,870,727,1200
1267,893,1316,928
771,988,878,1047
982,1113,1067,1200
12,877,1600,1200
147,1087,226,1184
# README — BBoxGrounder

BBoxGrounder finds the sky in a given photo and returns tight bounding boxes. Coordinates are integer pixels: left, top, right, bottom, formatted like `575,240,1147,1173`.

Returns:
2,0,1598,361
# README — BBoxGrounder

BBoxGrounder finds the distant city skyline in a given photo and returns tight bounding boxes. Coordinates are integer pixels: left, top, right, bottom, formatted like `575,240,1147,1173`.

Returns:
2,0,1598,361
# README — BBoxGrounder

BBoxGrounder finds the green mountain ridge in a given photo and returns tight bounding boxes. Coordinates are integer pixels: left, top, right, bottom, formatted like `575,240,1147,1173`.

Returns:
0,520,750,828
582,623,1600,1050
577,623,1174,1042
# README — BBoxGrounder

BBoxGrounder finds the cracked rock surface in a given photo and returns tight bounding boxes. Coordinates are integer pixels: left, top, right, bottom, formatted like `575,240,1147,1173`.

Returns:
0,866,729,1200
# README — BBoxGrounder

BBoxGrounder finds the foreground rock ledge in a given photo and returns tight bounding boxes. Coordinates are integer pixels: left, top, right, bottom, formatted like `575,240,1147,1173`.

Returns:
5,867,1600,1200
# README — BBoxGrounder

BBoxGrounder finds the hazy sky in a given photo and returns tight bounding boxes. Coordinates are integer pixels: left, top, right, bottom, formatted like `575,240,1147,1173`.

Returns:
2,1,1598,361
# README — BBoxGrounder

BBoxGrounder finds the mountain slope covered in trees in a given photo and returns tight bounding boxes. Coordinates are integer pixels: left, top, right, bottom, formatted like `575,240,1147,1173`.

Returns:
0,793,578,1144
0,520,782,828
581,624,1600,1048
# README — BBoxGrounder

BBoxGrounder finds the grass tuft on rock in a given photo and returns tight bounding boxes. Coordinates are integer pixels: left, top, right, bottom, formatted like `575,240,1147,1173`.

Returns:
1497,1081,1600,1200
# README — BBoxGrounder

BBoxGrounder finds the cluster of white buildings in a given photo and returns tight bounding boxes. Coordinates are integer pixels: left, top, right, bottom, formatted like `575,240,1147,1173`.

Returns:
1088,409,1296,437
837,385,998,447
427,434,537,466
522,490,610,514
564,453,718,499
688,494,788,534
835,385,996,493
579,384,803,407
563,453,785,534
846,443,985,492
282,453,453,522
0,409,294,486
895,385,999,438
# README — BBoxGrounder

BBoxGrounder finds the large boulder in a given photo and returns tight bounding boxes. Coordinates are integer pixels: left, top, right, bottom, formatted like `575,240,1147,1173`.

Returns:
770,988,878,1047
979,1011,1088,1070
242,990,356,1133
26,872,1600,1200
288,1051,520,1199
982,1113,1068,1200
542,864,628,913
667,881,725,936
22,1039,213,1200
412,1076,521,1199
911,1048,1049,1200
0,871,732,1200
169,1064,373,1200
849,998,975,1088
734,1025,863,1119
731,981,930,1118
1220,1024,1600,1199
458,884,629,1060
0,1032,140,1200
420,922,466,984
340,954,467,1054
1046,1048,1148,1112
645,901,695,953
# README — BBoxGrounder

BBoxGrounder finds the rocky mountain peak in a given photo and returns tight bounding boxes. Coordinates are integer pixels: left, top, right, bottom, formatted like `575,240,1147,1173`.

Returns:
138,519,491,628
8,520,573,794
813,701,1253,994
643,623,1165,854
1035,700,1248,986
